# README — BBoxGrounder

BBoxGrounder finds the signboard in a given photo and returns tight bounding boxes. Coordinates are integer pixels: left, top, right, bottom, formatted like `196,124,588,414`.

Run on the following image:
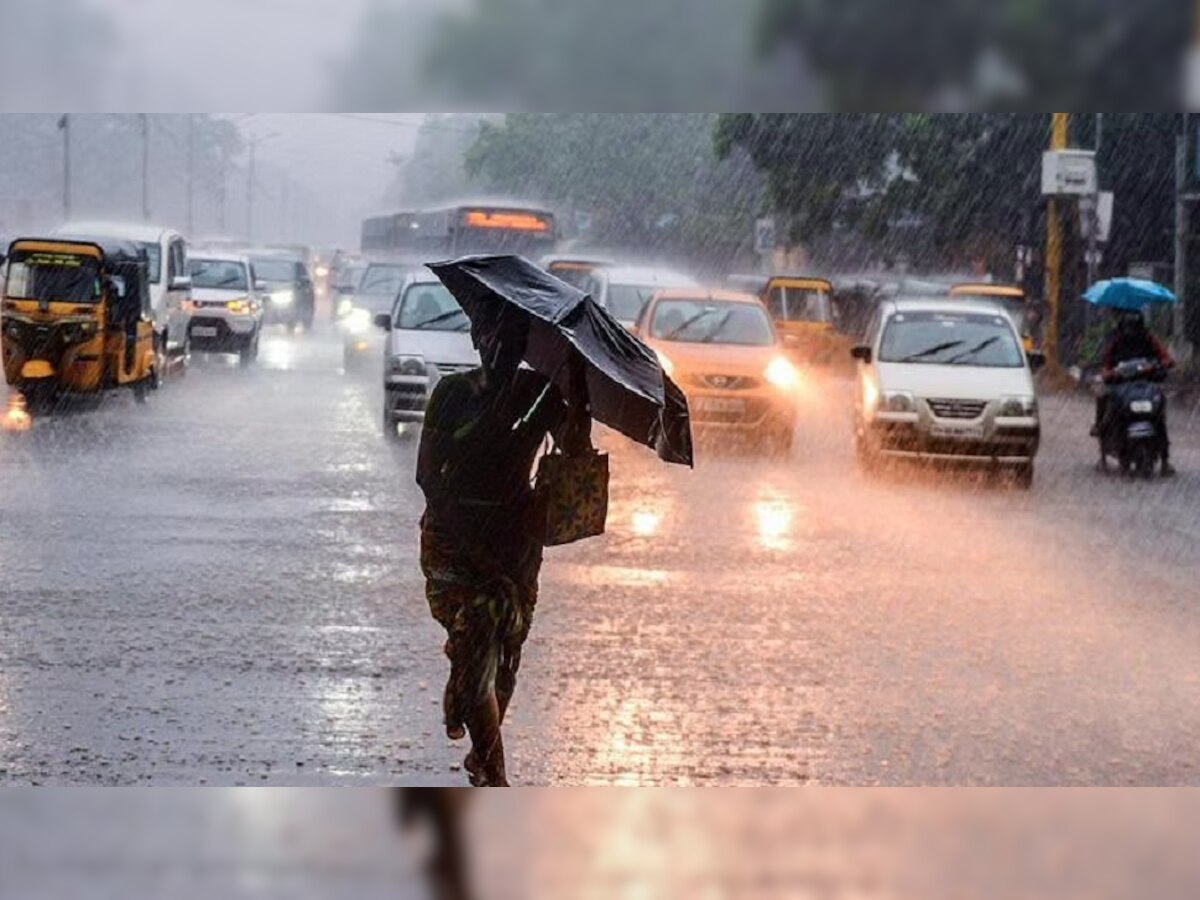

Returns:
1080,191,1115,242
1042,150,1097,196
754,217,776,256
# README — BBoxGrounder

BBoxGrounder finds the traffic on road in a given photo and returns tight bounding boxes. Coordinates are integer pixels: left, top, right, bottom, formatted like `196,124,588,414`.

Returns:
2,117,1199,789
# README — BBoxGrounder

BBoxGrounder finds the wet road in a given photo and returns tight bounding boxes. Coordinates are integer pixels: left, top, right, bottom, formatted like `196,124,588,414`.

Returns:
2,325,1200,786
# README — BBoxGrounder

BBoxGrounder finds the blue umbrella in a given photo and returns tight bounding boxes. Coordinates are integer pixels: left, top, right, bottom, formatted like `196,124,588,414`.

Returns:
1084,278,1177,311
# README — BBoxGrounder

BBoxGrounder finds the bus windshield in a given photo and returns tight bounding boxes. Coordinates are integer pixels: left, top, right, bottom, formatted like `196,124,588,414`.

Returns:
6,251,101,304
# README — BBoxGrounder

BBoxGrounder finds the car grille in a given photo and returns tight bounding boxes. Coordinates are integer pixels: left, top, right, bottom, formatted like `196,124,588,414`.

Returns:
687,373,762,391
928,398,987,420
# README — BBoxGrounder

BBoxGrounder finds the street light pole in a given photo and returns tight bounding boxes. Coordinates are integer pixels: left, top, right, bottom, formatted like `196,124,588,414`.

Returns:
139,114,151,222
60,114,72,222
1045,113,1070,378
1175,113,1190,352
186,114,196,236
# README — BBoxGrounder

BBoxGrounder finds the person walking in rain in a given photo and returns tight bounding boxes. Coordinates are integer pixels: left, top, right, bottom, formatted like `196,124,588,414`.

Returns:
417,304,592,787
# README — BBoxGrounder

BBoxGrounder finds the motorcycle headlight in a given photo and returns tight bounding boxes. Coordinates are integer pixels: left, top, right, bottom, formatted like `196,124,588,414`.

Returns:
270,289,295,307
999,395,1038,418
882,391,915,413
764,356,799,391
391,355,428,377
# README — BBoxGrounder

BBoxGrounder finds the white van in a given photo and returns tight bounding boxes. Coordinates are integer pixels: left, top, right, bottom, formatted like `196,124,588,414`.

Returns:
58,222,192,356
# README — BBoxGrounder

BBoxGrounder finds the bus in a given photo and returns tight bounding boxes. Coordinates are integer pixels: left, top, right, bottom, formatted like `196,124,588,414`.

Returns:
361,203,559,259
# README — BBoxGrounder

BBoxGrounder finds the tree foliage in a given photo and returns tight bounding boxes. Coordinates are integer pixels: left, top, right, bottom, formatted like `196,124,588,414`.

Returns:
756,0,1188,109
465,114,762,267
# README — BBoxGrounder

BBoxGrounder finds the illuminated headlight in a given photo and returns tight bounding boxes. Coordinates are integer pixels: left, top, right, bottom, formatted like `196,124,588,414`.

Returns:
344,307,371,334
764,356,799,391
270,289,295,307
1129,399,1155,414
226,298,256,315
882,391,915,413
391,355,428,377
999,395,1038,418
336,298,354,318
315,265,329,278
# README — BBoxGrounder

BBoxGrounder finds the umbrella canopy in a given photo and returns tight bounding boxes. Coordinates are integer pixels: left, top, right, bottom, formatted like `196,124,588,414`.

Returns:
428,255,693,466
1084,278,1177,311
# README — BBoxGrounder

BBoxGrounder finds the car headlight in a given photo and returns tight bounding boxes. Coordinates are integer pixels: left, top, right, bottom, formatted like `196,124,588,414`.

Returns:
655,350,675,379
391,355,428,377
336,298,354,318
764,356,799,391
999,395,1038,418
344,307,373,334
180,300,198,315
270,289,295,307
226,298,256,315
882,391,915,413
315,265,329,278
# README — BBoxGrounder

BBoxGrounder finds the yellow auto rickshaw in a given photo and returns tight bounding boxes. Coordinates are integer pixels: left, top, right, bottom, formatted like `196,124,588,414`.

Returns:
2,237,160,413
950,283,1037,352
758,275,853,369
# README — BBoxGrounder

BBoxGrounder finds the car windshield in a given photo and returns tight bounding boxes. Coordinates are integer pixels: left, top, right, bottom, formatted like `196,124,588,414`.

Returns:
335,265,366,290
190,259,248,291
396,284,469,331
879,311,1024,367
608,284,667,322
137,242,162,284
6,251,101,303
252,259,298,283
359,265,408,296
651,300,775,346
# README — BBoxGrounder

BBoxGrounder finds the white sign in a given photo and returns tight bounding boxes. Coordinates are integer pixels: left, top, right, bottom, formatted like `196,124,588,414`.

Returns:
1042,150,1097,196
754,217,776,256
1079,191,1115,242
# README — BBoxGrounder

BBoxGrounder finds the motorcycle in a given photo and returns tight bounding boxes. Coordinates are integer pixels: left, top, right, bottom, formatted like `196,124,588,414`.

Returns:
1096,357,1169,479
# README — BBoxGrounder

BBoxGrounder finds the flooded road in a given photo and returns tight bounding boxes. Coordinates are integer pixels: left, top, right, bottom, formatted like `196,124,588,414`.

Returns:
2,325,1200,785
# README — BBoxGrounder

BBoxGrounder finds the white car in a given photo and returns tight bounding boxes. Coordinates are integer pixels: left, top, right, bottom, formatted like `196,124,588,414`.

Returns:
583,265,699,328
851,298,1042,486
340,261,416,371
57,221,191,357
184,253,264,365
376,277,478,438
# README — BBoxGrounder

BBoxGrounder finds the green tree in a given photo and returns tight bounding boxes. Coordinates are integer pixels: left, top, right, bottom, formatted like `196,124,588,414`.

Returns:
386,115,489,207
465,114,762,268
755,0,1188,109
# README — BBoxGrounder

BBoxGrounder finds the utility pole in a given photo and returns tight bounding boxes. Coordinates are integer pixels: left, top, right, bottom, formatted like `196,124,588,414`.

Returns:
1085,113,1103,291
139,114,151,222
1175,113,1191,353
247,137,257,241
59,114,72,222
186,114,196,236
1045,113,1070,377
217,145,229,233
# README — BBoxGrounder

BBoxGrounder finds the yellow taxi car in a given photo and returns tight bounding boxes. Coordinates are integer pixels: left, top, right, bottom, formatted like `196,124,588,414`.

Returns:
637,289,799,453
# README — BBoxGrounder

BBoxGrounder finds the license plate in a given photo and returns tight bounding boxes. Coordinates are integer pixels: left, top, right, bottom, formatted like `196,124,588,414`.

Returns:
931,423,985,441
191,326,218,338
696,397,746,414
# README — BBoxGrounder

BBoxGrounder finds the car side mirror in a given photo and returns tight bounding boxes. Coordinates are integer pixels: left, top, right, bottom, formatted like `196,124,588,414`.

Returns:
1027,350,1046,372
851,345,872,364
373,313,392,331
170,275,192,291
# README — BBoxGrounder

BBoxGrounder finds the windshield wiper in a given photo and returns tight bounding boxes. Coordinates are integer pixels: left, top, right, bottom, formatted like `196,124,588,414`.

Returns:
410,309,468,330
699,310,735,343
946,336,1000,364
666,309,720,340
899,340,965,363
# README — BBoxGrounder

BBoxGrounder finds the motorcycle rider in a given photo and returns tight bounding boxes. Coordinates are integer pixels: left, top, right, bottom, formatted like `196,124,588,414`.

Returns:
1091,309,1175,475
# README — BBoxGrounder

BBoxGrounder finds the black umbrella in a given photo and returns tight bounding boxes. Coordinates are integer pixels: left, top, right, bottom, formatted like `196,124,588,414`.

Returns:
428,255,693,466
